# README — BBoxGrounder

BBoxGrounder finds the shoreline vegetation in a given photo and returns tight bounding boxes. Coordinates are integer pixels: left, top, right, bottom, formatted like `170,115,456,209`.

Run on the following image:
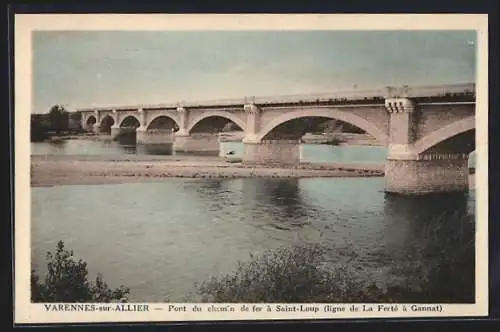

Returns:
33,203,475,303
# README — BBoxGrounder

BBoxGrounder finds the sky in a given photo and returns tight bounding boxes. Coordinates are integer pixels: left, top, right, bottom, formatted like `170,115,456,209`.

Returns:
32,30,477,113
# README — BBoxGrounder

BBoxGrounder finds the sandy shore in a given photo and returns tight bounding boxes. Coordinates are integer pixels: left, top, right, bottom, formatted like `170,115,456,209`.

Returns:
30,155,386,187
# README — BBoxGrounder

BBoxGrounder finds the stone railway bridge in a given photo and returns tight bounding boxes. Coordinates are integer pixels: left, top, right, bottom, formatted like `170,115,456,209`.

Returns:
78,83,476,195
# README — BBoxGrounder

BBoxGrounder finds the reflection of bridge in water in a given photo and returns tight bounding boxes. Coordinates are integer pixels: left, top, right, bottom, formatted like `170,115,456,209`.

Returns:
79,83,476,195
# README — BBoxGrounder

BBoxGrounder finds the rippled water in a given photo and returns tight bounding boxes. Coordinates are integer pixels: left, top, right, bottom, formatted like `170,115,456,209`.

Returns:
30,140,476,302
31,179,476,302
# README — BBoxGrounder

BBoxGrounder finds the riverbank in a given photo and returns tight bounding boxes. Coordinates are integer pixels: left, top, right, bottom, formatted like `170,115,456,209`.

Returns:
301,133,381,146
48,131,382,146
31,156,386,187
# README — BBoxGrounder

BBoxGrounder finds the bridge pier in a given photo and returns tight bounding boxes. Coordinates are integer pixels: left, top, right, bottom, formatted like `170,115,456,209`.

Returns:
136,127,174,144
92,123,101,134
383,95,472,195
110,125,122,140
385,153,470,195
174,132,220,154
136,127,174,155
242,139,300,166
109,125,137,144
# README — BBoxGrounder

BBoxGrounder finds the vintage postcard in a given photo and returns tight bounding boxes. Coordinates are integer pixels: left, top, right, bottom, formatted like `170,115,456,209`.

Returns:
15,14,489,324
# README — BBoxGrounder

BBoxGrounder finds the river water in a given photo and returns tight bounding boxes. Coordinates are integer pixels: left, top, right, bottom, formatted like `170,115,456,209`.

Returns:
30,140,477,302
30,139,477,165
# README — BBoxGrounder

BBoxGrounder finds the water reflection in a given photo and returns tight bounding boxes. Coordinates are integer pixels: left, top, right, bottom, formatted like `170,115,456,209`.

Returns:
381,191,475,302
118,144,137,154
382,192,473,257
117,129,137,146
31,177,475,302
118,142,175,156
136,144,173,155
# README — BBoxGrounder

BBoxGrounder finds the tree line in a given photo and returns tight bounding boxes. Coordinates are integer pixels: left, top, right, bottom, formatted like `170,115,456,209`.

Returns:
31,105,84,142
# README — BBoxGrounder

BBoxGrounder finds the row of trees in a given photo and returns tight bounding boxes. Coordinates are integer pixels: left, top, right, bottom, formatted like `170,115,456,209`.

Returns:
31,105,83,142
219,119,366,134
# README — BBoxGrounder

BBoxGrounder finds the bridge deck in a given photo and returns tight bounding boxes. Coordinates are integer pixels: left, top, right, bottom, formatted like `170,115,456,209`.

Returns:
76,82,475,113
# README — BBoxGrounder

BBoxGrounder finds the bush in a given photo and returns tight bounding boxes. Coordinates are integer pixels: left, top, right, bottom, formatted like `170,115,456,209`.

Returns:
196,244,387,303
196,210,475,304
31,241,130,303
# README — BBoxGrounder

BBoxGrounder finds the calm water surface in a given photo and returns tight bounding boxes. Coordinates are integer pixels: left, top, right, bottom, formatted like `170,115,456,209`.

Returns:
30,139,477,166
30,140,476,302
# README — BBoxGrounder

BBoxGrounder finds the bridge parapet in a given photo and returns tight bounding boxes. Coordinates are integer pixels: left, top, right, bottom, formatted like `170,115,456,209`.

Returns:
75,83,475,113
385,83,475,99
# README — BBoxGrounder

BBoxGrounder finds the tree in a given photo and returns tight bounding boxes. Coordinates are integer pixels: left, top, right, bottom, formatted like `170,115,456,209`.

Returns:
318,120,366,134
221,122,241,132
318,120,343,133
30,114,49,142
31,241,130,303
48,105,69,134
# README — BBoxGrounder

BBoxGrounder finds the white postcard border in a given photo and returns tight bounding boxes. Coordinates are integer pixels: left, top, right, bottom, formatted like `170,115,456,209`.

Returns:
14,13,489,324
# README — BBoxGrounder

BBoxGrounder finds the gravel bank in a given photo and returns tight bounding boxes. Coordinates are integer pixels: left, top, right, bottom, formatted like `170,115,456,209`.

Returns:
30,157,385,187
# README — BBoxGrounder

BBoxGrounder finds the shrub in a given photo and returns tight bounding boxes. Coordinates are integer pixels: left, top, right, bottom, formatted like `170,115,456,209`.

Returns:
196,244,387,303
31,241,130,303
196,210,475,304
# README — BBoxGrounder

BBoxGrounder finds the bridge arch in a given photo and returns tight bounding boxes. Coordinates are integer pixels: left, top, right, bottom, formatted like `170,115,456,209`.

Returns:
84,115,97,131
145,115,180,131
413,116,475,155
85,115,97,126
100,115,115,134
256,108,389,144
187,111,246,134
118,115,141,128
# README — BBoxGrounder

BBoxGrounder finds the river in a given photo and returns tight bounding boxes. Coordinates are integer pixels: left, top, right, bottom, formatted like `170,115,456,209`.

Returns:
30,140,477,302
30,139,476,165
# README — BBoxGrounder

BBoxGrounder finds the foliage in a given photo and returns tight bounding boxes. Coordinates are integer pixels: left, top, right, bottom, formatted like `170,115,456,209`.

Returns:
31,241,130,303
48,105,69,134
196,244,387,303
221,122,241,132
318,120,343,133
318,120,366,134
197,211,475,303
30,115,50,142
31,105,84,141
388,211,476,303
